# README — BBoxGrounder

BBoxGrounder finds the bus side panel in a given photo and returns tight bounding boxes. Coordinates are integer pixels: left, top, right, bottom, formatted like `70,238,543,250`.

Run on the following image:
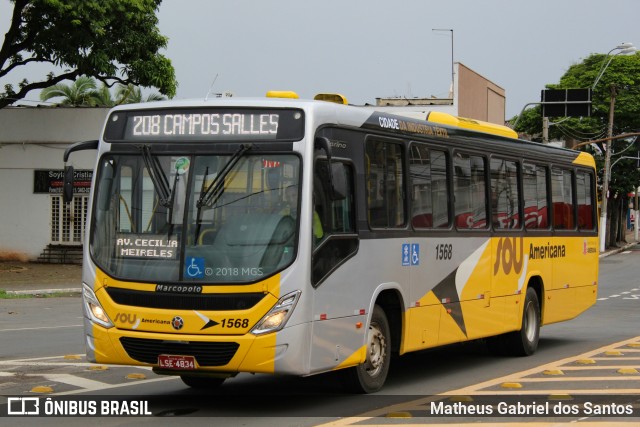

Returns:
402,293,440,353
455,238,507,341
308,315,368,374
543,236,598,324
490,236,547,336
309,240,409,374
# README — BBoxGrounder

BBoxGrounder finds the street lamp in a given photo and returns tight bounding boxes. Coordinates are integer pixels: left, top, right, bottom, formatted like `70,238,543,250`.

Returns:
592,43,637,90
597,42,637,252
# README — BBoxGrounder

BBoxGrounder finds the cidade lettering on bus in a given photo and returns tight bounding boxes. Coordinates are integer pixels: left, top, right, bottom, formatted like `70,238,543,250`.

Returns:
378,116,400,130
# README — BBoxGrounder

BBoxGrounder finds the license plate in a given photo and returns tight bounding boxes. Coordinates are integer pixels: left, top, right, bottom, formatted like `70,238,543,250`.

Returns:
158,354,196,370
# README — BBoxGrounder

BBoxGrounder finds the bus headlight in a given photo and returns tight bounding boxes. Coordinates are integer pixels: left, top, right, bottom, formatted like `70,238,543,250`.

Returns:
82,283,113,328
251,290,301,335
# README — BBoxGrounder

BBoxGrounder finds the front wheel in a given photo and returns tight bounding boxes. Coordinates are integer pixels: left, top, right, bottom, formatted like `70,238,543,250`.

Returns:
341,305,391,393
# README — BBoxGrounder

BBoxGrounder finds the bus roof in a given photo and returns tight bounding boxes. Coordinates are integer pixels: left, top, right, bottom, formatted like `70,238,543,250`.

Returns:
106,95,592,166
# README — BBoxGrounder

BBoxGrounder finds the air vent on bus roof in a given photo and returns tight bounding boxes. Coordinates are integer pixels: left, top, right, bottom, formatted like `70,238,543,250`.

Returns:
266,90,299,99
314,93,348,105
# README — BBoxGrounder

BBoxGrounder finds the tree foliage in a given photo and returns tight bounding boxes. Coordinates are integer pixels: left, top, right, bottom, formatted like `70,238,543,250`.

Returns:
0,0,177,108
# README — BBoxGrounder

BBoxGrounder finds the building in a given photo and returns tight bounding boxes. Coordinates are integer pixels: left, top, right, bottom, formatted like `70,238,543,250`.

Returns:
0,107,108,261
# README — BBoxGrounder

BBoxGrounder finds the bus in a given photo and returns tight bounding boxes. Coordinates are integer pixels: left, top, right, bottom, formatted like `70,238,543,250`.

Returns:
63,92,599,393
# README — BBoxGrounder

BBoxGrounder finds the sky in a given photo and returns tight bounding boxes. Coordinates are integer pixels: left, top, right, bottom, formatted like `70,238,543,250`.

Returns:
1,0,639,118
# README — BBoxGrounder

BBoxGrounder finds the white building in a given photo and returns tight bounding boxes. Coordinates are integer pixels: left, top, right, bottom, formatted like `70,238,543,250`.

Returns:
0,107,108,261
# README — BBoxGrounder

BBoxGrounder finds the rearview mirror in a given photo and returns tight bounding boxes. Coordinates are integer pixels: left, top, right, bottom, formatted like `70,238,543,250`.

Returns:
63,165,74,204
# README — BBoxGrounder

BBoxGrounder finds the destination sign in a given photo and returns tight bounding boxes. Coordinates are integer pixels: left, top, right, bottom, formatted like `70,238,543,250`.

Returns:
104,108,304,142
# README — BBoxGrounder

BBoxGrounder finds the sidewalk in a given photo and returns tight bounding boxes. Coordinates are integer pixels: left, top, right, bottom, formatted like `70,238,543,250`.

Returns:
599,229,639,258
1,231,638,296
0,261,82,296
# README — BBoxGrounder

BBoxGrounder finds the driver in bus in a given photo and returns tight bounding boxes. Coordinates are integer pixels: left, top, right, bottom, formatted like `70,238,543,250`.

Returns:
284,185,323,242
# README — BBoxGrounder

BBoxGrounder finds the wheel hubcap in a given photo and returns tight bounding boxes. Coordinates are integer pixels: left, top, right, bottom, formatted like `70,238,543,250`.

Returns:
364,322,386,377
524,301,537,342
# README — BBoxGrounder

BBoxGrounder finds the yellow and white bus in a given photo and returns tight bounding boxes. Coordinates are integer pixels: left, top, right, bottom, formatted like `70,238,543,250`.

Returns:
64,92,599,393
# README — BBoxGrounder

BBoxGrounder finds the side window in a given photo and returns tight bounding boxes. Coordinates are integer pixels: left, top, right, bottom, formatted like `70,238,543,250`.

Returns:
523,163,549,229
410,144,450,229
454,152,487,229
312,160,358,286
551,167,575,230
576,170,595,230
490,158,521,229
313,160,356,240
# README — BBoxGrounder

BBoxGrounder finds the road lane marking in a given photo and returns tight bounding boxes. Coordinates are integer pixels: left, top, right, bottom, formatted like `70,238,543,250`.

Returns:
39,374,108,391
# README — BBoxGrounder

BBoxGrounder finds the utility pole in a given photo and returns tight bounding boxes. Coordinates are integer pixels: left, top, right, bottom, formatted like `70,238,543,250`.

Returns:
599,83,617,252
542,117,549,143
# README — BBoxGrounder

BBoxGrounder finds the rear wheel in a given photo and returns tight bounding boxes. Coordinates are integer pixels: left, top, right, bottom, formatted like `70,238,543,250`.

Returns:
180,375,226,389
487,287,540,356
341,305,391,393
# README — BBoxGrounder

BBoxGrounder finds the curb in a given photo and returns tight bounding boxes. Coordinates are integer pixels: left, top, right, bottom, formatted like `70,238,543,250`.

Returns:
599,241,638,259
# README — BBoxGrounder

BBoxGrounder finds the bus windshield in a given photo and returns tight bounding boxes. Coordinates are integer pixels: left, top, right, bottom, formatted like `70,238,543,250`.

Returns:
90,151,300,284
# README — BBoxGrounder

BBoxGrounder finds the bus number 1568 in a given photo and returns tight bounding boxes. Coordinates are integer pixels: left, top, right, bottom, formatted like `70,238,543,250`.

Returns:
435,244,453,260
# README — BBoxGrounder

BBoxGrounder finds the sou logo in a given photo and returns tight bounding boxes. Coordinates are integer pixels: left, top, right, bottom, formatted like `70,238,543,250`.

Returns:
493,237,524,275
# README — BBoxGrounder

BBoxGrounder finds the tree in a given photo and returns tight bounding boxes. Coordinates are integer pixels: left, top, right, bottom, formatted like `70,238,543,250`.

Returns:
0,0,177,109
91,82,116,107
513,52,640,247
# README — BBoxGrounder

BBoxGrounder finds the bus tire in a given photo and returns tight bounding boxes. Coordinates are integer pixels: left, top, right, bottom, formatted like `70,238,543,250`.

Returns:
341,305,391,393
488,287,540,356
180,375,226,389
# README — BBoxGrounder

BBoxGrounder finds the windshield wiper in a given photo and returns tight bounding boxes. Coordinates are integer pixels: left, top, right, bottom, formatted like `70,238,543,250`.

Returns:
141,145,181,236
141,145,173,207
194,144,253,243
197,144,253,208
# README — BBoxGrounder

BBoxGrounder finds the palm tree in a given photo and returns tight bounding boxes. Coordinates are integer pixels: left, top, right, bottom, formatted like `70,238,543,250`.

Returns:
90,83,116,107
39,76,98,106
116,84,166,104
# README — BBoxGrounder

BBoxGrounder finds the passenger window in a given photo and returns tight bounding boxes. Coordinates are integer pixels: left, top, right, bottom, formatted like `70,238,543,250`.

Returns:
576,171,595,230
410,144,449,228
454,152,487,229
366,139,405,228
551,167,575,230
490,158,521,229
523,163,549,229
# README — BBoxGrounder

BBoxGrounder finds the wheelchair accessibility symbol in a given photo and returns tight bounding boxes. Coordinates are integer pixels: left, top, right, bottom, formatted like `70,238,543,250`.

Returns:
185,257,205,278
411,244,419,265
402,243,420,266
